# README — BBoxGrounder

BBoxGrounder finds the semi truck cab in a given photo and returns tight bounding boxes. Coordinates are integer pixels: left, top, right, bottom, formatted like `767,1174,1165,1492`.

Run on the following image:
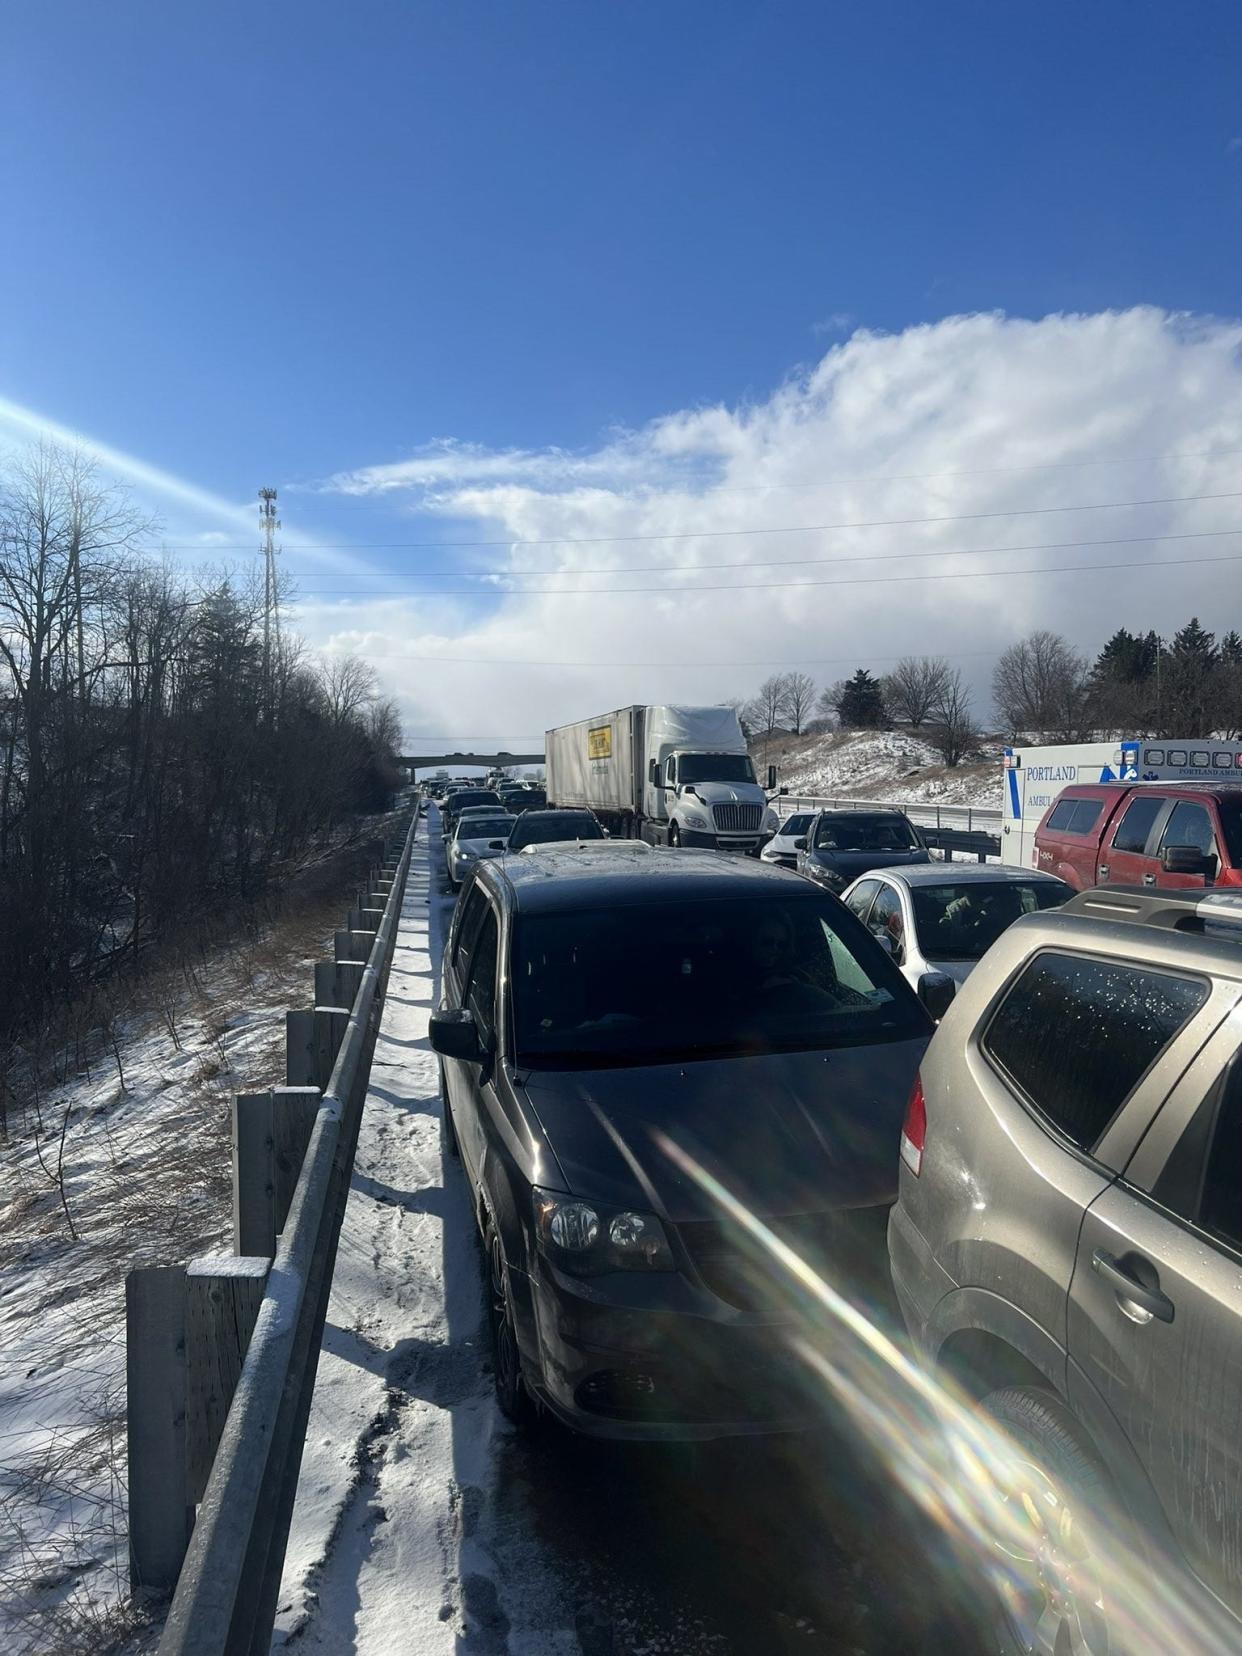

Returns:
645,745,774,853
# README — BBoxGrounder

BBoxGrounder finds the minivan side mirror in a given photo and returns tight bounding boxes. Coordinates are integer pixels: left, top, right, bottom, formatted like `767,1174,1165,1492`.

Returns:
917,972,956,1022
1161,844,1215,878
428,1007,483,1063
794,837,808,851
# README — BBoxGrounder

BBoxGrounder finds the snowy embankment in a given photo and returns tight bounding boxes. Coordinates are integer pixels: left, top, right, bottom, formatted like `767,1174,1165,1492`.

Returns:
0,903,362,1653
761,730,1002,809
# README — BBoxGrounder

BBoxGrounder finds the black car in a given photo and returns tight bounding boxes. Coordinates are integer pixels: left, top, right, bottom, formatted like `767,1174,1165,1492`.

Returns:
795,808,929,894
441,788,503,837
430,850,930,1438
506,808,603,850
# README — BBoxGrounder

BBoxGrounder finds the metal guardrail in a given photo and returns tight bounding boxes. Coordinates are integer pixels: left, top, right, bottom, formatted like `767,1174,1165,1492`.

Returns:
152,809,418,1656
779,792,1001,835
779,794,1002,859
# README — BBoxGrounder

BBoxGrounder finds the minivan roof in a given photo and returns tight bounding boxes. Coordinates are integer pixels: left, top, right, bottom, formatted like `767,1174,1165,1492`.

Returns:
481,845,800,912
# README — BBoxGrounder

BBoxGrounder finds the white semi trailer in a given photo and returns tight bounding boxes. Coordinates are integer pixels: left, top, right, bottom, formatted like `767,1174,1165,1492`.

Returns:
545,703,780,853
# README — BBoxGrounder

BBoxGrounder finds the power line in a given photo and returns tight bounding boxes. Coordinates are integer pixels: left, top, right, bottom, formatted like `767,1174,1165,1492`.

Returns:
289,524,1242,588
147,488,1242,555
286,544,1242,600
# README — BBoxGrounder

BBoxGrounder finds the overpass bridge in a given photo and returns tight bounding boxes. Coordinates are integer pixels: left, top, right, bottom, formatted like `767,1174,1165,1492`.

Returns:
401,749,544,772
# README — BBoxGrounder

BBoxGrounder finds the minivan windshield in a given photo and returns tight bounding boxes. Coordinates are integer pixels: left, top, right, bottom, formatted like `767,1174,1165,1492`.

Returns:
814,814,919,852
911,879,1072,961
677,752,756,785
512,894,927,1068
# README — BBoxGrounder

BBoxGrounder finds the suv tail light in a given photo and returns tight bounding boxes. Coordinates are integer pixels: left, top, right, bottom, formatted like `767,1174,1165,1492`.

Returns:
900,1073,926,1177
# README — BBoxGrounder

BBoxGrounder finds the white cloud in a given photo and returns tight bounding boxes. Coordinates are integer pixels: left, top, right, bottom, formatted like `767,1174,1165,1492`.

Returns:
297,308,1242,754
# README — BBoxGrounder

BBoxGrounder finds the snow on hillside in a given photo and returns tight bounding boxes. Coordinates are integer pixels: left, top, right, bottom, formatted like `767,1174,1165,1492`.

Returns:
762,730,1002,809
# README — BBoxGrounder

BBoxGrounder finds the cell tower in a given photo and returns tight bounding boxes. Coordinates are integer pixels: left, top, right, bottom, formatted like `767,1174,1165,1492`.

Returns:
259,487,281,713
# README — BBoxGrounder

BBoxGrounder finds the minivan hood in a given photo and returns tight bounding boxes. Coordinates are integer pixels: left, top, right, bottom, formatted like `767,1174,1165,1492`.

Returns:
517,1040,926,1223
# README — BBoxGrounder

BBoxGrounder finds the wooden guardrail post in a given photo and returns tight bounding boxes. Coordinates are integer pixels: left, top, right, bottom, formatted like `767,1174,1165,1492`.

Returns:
127,1266,193,1592
233,1087,322,1255
313,1005,350,1091
314,959,365,1008
185,1256,270,1504
335,928,374,963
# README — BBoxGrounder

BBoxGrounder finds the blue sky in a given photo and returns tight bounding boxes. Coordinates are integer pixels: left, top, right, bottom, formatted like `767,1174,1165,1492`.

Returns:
5,2,1242,747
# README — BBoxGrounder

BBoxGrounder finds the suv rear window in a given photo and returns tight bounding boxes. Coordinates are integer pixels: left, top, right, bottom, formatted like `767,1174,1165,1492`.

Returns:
983,952,1206,1151
1045,797,1103,835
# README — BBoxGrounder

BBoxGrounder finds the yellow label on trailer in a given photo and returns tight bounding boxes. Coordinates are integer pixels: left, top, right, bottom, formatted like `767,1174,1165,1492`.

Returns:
587,725,612,760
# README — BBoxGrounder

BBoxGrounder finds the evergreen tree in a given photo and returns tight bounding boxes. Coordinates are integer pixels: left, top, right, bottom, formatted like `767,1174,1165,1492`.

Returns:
834,668,886,729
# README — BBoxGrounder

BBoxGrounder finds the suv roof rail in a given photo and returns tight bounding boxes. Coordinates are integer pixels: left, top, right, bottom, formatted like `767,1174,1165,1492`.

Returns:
1063,885,1242,934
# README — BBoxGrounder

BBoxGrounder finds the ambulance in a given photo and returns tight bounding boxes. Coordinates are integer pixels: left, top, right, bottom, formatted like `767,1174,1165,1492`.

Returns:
1001,738,1242,868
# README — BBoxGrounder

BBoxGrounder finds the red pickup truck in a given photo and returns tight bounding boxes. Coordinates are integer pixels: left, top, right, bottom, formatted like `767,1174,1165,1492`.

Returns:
1033,782,1242,891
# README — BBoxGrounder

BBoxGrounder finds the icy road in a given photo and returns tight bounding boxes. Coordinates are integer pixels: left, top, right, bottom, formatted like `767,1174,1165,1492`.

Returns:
272,820,985,1655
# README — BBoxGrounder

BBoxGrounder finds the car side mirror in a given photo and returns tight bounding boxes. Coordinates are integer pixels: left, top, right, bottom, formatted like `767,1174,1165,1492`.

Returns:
917,972,956,1021
428,1007,483,1063
488,840,505,850
779,785,789,796
1161,844,1214,878
794,837,808,851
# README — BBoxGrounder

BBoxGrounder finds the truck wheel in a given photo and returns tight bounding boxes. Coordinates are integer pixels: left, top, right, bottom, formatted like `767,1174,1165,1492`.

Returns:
981,1386,1123,1656
669,824,681,848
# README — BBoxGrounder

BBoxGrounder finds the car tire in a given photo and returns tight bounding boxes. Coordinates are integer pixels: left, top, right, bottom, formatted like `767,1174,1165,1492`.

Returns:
981,1385,1126,1656
440,1067,459,1159
484,1218,533,1427
669,823,681,848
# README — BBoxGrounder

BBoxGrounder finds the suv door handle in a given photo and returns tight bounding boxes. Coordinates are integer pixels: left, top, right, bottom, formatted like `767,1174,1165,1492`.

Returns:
1098,864,1109,880
1092,1249,1174,1323
1142,873,1157,886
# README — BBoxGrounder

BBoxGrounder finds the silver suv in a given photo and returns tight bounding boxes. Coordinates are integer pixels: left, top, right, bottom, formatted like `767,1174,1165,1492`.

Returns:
889,885,1242,1652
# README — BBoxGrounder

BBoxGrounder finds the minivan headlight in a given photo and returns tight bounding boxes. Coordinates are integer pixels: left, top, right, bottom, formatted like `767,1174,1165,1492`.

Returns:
533,1187,674,1273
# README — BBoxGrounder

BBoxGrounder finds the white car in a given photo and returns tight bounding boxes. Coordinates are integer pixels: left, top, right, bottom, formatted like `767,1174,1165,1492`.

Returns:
760,810,816,870
839,863,1074,1004
447,812,516,889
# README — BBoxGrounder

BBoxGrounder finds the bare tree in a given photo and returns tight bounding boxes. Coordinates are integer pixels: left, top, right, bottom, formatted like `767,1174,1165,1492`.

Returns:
927,669,976,767
991,631,1090,740
784,671,817,735
319,653,378,727
748,673,794,735
815,684,841,728
882,656,951,729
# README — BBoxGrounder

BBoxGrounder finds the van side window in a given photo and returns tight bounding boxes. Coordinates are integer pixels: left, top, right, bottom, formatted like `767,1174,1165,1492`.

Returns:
452,885,489,975
983,952,1206,1152
465,907,500,1044
1112,795,1166,854
1158,801,1216,859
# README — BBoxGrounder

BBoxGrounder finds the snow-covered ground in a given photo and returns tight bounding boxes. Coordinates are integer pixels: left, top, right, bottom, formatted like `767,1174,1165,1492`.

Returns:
763,730,1002,809
0,902,364,1653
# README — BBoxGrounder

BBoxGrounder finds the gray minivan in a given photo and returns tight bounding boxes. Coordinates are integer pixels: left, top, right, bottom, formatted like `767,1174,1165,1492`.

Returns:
889,885,1242,1652
432,848,931,1438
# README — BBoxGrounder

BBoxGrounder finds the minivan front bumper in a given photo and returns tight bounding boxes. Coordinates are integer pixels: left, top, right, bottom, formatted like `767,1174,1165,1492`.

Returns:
509,1255,827,1441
